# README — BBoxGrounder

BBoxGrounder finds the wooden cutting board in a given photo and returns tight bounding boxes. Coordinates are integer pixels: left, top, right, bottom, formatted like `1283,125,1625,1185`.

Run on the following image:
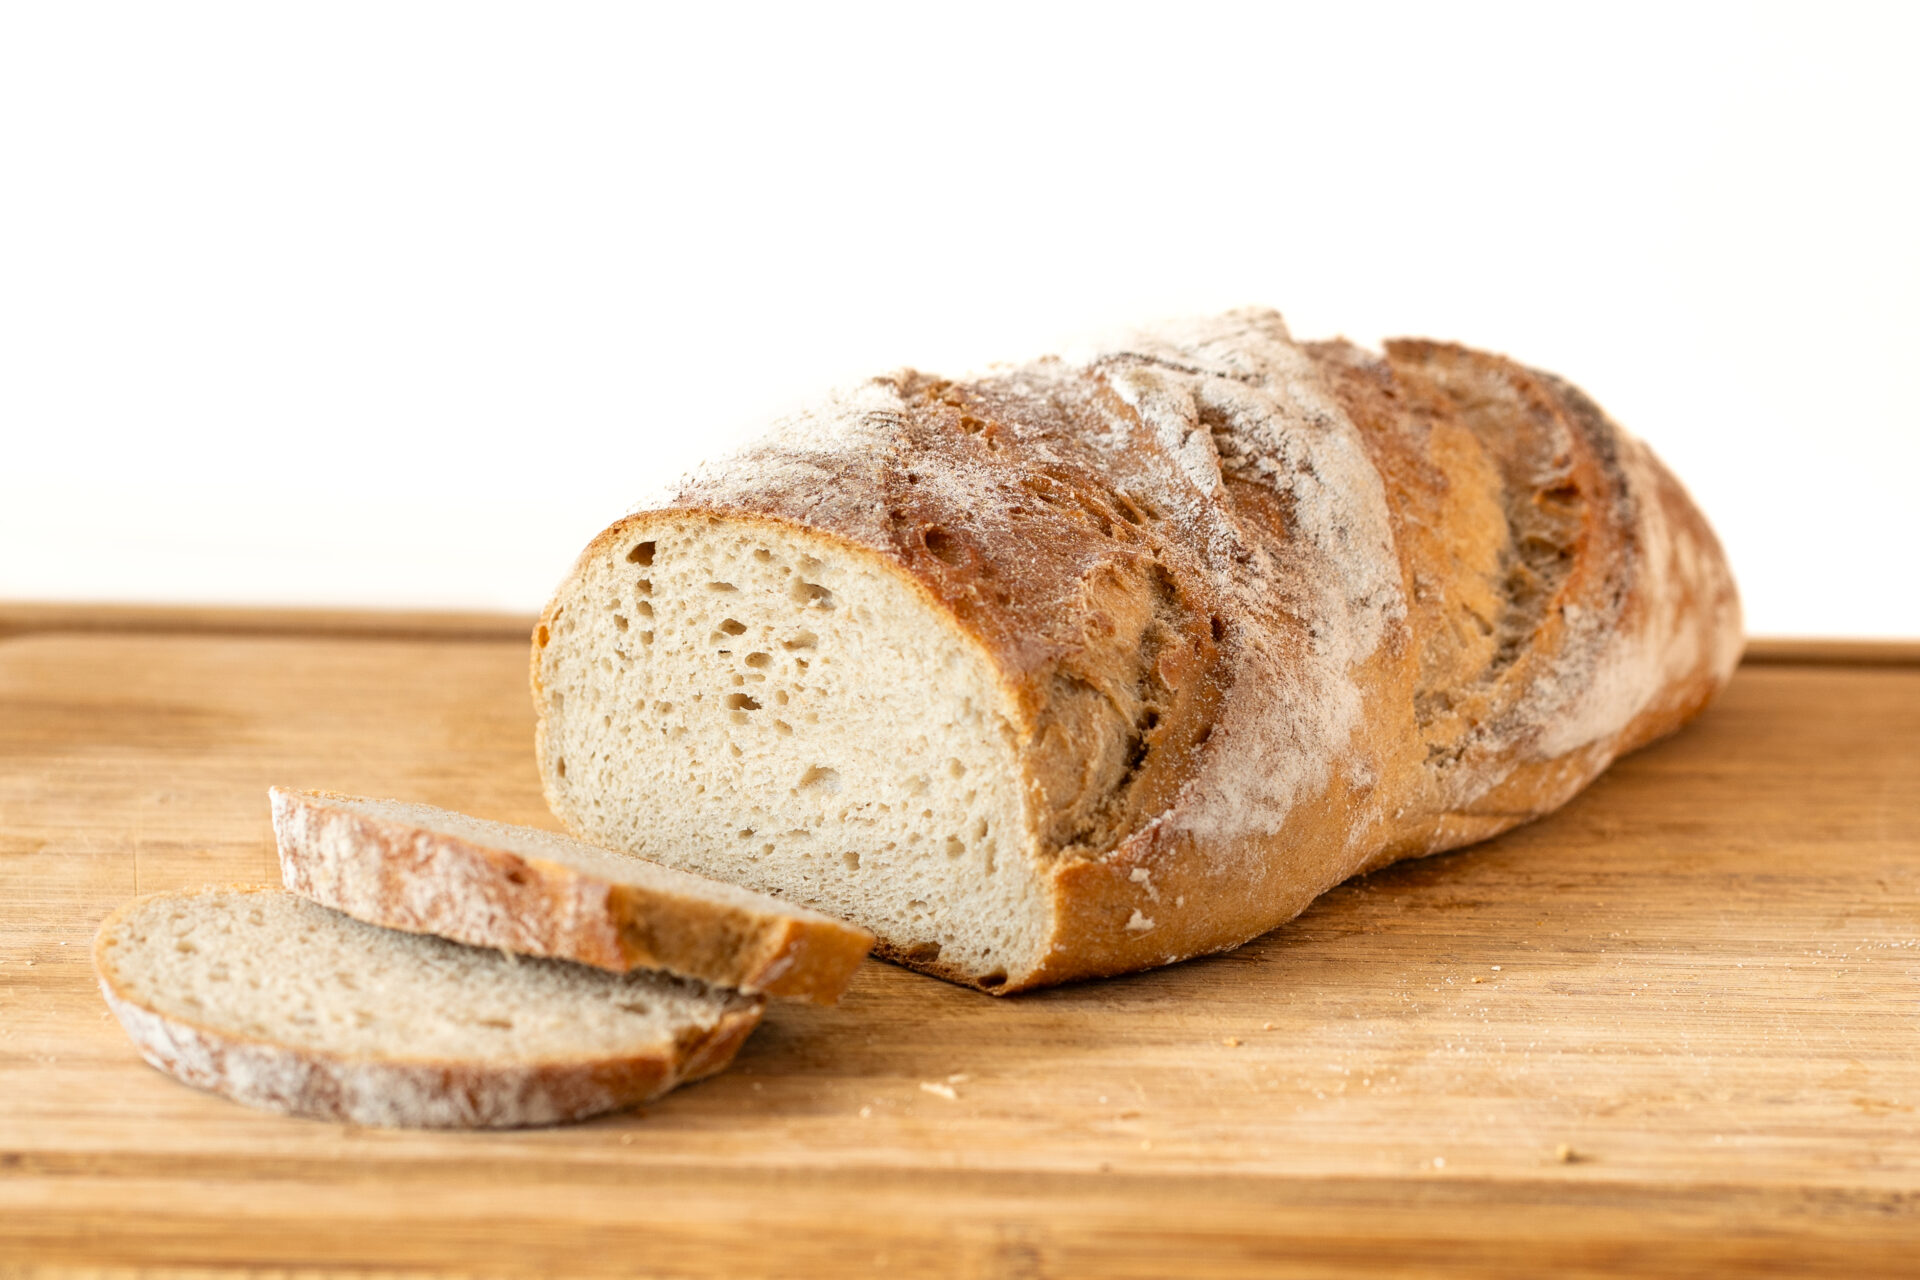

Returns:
1,608,1915,1278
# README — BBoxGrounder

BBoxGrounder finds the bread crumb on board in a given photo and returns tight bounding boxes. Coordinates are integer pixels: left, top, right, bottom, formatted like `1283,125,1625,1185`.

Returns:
919,1081,958,1101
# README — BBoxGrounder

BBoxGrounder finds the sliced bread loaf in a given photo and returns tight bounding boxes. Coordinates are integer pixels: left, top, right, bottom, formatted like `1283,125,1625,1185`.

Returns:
270,788,872,1004
532,310,1743,992
94,888,764,1128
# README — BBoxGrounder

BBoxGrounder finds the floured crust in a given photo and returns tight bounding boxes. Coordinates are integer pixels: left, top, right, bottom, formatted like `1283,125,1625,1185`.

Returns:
536,309,1742,992
93,890,764,1128
272,788,873,1004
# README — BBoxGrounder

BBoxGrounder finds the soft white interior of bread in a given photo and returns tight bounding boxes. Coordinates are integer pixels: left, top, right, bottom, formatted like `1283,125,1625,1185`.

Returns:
301,792,849,923
98,890,749,1061
538,515,1047,987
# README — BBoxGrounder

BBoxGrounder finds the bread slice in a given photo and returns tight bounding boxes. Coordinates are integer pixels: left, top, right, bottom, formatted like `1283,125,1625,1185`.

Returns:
94,888,764,1128
271,788,872,1004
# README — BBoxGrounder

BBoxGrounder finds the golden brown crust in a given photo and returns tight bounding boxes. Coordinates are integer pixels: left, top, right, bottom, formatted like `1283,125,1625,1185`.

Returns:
1012,331,1739,989
677,1004,767,1083
272,788,872,1004
536,310,1742,993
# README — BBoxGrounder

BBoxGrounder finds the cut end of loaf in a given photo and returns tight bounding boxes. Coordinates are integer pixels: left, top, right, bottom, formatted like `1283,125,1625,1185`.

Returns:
534,511,1052,990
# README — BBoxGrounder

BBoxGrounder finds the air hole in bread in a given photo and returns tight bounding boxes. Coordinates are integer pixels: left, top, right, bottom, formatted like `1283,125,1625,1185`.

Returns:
708,581,738,593
717,619,747,636
745,652,772,669
792,581,834,609
613,614,628,631
726,693,762,711
922,527,963,565
627,542,656,566
783,632,818,650
536,625,550,648
798,765,840,793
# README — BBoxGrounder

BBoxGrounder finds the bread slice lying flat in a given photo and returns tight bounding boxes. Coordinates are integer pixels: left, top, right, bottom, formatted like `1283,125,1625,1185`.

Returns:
94,888,764,1128
271,788,873,1004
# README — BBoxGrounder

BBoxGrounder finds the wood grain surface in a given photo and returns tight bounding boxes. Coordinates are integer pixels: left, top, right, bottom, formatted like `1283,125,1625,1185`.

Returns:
1,614,1916,1277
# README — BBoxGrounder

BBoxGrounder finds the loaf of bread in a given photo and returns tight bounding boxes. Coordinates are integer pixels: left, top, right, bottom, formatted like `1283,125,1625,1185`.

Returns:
533,309,1741,993
272,788,873,1003
94,888,763,1127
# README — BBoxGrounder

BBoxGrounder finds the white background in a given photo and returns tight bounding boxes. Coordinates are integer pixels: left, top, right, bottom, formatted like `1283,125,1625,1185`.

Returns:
3,2,1915,636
